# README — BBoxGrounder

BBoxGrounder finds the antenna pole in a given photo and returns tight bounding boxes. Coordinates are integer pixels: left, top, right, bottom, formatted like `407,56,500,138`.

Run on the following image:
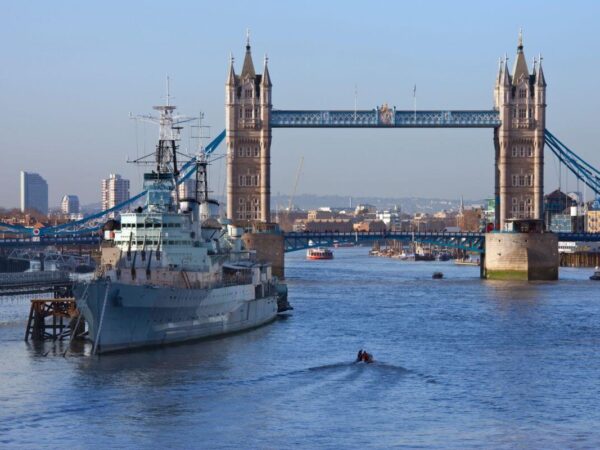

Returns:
354,85,357,122
166,75,171,107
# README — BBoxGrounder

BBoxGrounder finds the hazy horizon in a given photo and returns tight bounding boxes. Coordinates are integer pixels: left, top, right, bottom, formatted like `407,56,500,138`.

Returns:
2,1,599,209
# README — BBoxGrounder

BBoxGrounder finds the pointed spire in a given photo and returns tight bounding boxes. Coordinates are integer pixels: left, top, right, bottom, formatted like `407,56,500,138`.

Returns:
536,53,547,87
512,29,529,85
500,55,511,87
226,52,236,86
261,54,272,87
495,57,503,84
241,30,256,79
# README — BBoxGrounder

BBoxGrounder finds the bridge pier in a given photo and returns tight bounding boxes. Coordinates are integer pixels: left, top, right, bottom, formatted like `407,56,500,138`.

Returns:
482,228,558,280
242,229,285,279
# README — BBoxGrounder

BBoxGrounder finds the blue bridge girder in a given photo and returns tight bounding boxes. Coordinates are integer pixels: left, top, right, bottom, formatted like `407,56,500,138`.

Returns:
282,231,600,254
282,231,486,253
271,109,501,128
557,232,600,242
0,231,598,250
0,235,100,248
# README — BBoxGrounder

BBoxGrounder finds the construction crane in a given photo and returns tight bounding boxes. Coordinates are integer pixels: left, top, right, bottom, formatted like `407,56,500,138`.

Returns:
288,156,304,212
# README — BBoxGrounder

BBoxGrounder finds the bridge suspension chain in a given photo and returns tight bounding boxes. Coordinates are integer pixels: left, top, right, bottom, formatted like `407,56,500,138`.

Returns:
544,129,600,195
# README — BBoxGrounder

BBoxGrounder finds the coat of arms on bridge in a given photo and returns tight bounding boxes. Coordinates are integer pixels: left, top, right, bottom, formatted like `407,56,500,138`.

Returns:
378,103,395,125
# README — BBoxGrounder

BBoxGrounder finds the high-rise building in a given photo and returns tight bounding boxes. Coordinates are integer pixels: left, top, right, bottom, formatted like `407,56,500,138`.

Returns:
20,171,48,215
101,174,130,210
61,195,80,214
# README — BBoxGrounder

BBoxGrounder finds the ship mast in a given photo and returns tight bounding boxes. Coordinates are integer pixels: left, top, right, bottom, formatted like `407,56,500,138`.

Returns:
130,76,196,177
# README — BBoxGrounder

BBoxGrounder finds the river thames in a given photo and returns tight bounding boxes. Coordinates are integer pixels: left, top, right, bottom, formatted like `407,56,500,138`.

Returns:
1,247,599,448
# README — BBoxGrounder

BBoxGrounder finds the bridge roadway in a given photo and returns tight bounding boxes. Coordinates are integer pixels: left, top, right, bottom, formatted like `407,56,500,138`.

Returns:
282,231,600,253
0,231,598,252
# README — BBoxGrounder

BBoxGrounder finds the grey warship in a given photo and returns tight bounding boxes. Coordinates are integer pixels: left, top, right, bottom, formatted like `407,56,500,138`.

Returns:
75,100,288,354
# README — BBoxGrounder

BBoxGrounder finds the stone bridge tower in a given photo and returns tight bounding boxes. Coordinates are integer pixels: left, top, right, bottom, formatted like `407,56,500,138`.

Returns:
225,37,272,225
494,31,546,229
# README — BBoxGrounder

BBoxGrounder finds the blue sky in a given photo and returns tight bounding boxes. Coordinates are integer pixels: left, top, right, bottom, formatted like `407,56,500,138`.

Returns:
1,1,599,207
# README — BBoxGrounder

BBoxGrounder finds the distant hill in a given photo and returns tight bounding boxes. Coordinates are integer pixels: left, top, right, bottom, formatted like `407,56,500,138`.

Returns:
76,195,486,216
80,202,102,214
270,194,486,214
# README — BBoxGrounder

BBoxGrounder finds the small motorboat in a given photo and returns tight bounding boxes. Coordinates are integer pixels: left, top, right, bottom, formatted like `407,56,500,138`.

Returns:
590,267,600,281
356,350,374,364
432,271,444,279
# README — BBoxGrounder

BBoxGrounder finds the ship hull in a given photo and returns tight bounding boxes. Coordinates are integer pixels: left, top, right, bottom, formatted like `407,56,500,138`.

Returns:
74,280,278,354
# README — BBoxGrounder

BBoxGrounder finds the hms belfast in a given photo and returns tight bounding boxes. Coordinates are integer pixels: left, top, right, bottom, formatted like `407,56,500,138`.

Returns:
74,97,290,354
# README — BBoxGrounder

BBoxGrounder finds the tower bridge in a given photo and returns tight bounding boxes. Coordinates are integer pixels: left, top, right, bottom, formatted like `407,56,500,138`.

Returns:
226,31,546,232
2,33,599,279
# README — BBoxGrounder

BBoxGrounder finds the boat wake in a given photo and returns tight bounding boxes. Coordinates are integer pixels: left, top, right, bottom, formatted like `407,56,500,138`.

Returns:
307,361,409,374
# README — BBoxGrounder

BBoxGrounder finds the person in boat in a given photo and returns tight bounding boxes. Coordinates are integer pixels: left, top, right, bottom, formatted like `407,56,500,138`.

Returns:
356,349,364,362
356,349,374,363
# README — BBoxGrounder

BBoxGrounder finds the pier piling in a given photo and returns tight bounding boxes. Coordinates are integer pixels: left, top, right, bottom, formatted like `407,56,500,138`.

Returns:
24,298,79,342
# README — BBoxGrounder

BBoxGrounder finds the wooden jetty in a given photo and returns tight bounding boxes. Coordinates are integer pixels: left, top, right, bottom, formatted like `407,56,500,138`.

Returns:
560,252,600,268
24,298,84,342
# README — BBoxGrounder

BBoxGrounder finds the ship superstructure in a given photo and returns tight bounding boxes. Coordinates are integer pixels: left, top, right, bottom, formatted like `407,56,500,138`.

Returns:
75,95,288,354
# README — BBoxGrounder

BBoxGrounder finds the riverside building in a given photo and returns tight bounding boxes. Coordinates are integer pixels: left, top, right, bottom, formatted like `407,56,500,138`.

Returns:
61,195,80,214
101,174,130,211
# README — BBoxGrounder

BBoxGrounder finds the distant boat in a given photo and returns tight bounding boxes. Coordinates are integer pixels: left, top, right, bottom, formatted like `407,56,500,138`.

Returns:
436,253,451,262
432,271,444,279
455,256,480,266
307,247,334,260
415,253,435,262
333,242,354,248
590,267,600,281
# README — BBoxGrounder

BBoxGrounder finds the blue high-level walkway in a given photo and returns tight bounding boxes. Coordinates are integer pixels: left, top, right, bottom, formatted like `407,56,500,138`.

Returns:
271,110,500,128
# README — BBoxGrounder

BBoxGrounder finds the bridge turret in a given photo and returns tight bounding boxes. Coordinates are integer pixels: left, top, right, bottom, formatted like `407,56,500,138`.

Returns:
225,34,272,224
259,55,272,222
494,31,546,229
494,58,503,109
225,54,237,128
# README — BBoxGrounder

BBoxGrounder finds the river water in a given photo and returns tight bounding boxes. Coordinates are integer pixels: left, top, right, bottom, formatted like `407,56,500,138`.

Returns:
1,247,599,449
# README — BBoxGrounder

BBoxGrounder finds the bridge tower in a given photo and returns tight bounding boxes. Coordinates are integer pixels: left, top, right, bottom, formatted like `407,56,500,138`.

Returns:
494,31,546,229
225,36,272,225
